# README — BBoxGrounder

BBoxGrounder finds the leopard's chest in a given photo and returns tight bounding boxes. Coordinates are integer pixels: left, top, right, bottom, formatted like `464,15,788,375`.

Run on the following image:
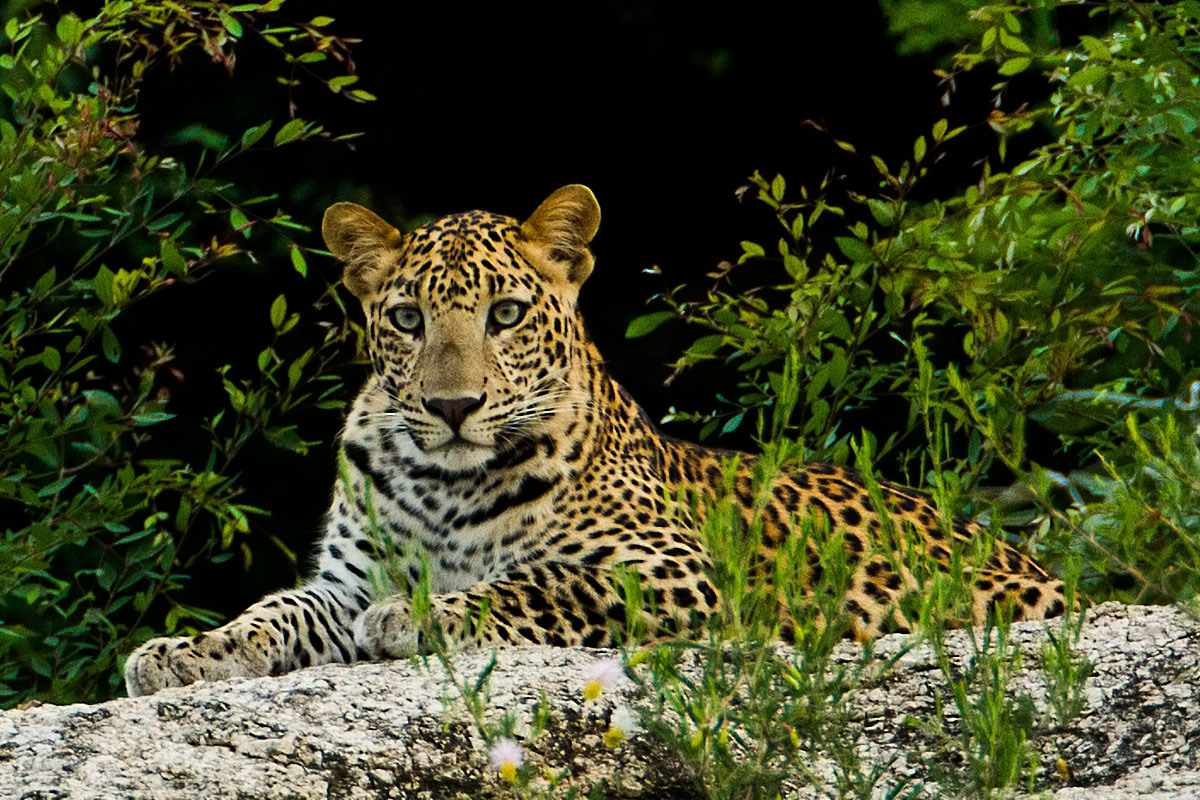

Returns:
334,377,675,593
340,434,573,593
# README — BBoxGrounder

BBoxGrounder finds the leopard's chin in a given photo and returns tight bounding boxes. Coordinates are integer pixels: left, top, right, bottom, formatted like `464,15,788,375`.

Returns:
421,436,496,471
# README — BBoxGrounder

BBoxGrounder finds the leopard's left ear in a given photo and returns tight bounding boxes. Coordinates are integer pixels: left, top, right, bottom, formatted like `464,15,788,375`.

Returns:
519,185,601,287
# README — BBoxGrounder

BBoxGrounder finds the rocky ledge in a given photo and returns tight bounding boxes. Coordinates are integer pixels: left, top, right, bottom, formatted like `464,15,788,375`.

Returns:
2,602,1198,799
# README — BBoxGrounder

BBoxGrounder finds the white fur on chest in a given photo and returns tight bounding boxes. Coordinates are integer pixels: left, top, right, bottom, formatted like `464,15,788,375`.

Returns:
330,390,568,594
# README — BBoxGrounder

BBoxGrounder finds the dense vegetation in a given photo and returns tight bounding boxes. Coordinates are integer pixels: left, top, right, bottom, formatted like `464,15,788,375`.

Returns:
1,0,1197,796
616,1,1200,794
0,0,367,706
632,0,1200,609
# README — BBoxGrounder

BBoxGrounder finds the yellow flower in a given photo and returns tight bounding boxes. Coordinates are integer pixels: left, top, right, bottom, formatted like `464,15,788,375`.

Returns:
583,657,625,701
489,737,523,784
603,726,625,748
605,706,640,748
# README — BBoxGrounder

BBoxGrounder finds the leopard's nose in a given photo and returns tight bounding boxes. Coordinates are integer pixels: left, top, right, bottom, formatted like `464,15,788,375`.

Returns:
423,394,486,431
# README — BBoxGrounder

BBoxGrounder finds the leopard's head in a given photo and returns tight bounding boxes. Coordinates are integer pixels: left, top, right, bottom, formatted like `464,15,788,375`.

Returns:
322,185,602,471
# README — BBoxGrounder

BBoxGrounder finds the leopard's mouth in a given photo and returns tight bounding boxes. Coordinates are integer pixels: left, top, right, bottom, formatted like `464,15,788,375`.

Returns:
425,433,492,453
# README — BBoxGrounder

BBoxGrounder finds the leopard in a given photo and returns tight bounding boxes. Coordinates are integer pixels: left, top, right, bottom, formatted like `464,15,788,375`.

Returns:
124,185,1069,696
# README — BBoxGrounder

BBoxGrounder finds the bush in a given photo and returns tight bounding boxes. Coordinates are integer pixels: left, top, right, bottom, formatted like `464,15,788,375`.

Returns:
631,0,1200,609
0,0,368,707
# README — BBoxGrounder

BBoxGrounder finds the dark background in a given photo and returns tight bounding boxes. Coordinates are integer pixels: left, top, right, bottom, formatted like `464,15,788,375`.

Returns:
128,2,1006,615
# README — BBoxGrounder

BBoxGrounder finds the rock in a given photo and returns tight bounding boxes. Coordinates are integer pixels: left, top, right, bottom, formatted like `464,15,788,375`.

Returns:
1,602,1197,799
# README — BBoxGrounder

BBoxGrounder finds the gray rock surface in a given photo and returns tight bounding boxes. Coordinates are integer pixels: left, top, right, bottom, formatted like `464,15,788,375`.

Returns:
1,602,1197,799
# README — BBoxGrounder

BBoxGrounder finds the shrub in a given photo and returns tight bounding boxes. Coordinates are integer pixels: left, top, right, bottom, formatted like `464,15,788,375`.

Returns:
630,0,1200,608
623,3,1197,792
0,0,368,707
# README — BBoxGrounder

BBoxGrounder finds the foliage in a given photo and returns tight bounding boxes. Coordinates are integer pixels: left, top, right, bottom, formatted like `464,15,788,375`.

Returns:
626,444,893,800
629,0,1200,607
0,0,367,707
920,620,1042,797
611,394,1090,798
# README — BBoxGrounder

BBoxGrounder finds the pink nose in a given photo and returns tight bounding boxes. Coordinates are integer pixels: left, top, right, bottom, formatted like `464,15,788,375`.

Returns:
422,395,486,431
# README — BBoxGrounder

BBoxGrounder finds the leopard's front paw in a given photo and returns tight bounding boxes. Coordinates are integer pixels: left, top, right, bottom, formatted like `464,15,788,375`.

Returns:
124,630,273,697
354,598,421,660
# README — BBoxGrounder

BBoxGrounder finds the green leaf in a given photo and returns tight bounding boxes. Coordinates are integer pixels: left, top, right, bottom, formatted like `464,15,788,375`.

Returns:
84,390,121,418
270,294,287,329
164,124,229,150
770,173,786,202
867,198,894,226
817,309,852,341
92,265,114,306
289,246,307,277
146,213,184,232
38,475,75,497
240,121,272,149
1067,64,1108,88
273,118,306,146
264,425,312,455
721,411,746,435
625,311,677,338
998,57,1031,76
739,240,765,264
1079,35,1111,62
219,10,243,38
55,14,81,45
783,252,806,279
229,208,251,237
913,135,926,164
96,564,118,591
998,28,1030,53
101,327,121,363
688,335,727,356
286,358,304,390
41,346,61,372
132,412,175,426
160,239,186,276
835,237,873,263
328,75,359,92
32,267,56,298
223,376,247,411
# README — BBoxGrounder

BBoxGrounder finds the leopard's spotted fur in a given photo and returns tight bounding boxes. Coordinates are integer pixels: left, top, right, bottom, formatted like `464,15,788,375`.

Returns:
124,186,1067,696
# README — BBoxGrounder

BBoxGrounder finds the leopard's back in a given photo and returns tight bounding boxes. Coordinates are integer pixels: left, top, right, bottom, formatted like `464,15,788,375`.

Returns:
657,434,1066,636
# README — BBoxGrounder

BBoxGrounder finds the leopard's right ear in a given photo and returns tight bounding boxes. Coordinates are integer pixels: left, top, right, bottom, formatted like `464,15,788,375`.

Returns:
322,202,403,300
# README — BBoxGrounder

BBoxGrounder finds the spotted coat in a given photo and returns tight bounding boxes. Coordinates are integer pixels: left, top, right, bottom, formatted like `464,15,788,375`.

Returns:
124,186,1067,696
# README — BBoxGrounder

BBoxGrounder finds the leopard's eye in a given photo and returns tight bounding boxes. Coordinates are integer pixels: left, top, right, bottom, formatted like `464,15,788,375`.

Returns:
489,300,526,330
388,306,423,333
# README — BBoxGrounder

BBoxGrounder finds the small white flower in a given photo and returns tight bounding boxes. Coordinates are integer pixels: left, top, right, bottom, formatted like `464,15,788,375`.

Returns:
489,737,523,783
605,705,641,747
583,657,626,701
611,705,640,735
